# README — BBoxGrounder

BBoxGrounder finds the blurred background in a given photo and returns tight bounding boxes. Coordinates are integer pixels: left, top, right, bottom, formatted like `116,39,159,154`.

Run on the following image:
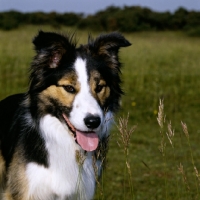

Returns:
0,0,200,32
1,1,200,199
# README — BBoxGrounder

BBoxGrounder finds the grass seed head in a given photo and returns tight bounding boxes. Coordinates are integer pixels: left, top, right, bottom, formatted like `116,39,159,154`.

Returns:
116,113,136,155
157,99,165,129
181,121,189,139
166,121,175,148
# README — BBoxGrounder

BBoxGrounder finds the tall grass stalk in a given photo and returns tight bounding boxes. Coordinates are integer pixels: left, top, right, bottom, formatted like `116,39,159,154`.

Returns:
178,163,190,194
93,135,110,200
75,150,86,199
157,99,168,199
92,155,104,200
181,122,199,198
194,167,200,189
166,122,180,199
116,113,136,199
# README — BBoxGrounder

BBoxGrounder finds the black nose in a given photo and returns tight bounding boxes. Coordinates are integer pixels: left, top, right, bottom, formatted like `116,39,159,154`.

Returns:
84,115,101,129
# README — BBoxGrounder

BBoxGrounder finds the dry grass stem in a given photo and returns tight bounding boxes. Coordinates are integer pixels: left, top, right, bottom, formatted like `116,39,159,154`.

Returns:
117,113,136,155
158,136,166,156
126,161,132,177
95,135,110,169
92,155,104,197
157,99,165,129
116,113,136,198
194,166,200,187
75,150,86,166
92,136,110,198
167,121,174,138
178,163,190,191
166,121,175,148
181,121,189,139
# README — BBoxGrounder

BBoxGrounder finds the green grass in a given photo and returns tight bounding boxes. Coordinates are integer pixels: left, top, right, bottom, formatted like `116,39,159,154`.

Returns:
1,26,200,199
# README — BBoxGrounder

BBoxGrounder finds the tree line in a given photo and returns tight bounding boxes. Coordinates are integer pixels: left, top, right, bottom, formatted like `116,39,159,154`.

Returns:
0,6,200,35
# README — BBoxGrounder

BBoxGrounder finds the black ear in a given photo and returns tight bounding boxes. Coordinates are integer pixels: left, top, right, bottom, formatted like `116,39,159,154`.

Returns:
32,31,76,68
88,32,131,58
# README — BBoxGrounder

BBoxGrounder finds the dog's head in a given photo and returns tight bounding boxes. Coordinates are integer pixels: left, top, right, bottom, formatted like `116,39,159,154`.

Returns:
28,31,131,151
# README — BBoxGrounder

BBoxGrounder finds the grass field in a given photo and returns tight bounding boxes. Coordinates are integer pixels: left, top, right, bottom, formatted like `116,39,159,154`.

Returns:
1,26,200,199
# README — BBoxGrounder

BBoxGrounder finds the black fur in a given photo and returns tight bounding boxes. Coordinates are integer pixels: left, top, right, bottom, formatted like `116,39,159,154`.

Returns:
0,94,48,168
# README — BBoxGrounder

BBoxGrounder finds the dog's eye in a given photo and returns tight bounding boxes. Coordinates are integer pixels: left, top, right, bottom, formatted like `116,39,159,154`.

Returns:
63,85,76,93
95,85,104,93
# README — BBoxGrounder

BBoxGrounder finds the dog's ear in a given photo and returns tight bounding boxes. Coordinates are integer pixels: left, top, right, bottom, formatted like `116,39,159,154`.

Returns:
88,32,131,67
32,31,76,68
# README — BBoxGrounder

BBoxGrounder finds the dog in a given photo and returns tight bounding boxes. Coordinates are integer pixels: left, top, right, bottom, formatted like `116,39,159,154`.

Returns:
0,31,131,200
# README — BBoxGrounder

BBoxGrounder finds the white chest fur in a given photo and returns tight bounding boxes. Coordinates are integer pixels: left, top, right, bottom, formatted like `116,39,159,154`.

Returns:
25,115,96,200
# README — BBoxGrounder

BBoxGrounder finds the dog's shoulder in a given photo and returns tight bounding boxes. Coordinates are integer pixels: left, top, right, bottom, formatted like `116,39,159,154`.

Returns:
0,94,26,165
0,93,48,168
0,93,25,115
0,93,25,133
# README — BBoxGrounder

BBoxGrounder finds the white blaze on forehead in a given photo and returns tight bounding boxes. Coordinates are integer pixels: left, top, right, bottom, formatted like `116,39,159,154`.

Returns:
74,58,88,87
69,57,103,132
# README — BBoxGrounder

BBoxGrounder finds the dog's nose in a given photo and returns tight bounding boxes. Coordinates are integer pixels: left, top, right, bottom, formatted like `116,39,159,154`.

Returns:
84,115,101,129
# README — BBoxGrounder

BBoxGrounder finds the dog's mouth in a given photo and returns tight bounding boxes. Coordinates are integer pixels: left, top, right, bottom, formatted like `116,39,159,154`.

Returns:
62,114,99,152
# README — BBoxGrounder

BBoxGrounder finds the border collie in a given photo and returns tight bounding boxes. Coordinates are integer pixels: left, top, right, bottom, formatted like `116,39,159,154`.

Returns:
0,31,131,200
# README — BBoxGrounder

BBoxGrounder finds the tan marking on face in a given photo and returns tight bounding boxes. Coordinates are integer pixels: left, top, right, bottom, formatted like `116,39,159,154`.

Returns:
4,149,29,200
90,70,110,106
39,72,80,110
58,73,77,86
41,85,75,107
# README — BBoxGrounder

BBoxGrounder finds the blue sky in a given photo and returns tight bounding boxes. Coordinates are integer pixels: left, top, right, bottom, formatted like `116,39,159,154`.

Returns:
0,0,200,14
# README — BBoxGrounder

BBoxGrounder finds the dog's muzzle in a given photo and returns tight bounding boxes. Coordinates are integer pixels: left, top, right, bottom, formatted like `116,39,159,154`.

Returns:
63,114,99,152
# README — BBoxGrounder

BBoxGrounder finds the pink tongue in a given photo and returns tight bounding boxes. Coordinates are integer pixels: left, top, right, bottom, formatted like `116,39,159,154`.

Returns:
76,131,99,152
